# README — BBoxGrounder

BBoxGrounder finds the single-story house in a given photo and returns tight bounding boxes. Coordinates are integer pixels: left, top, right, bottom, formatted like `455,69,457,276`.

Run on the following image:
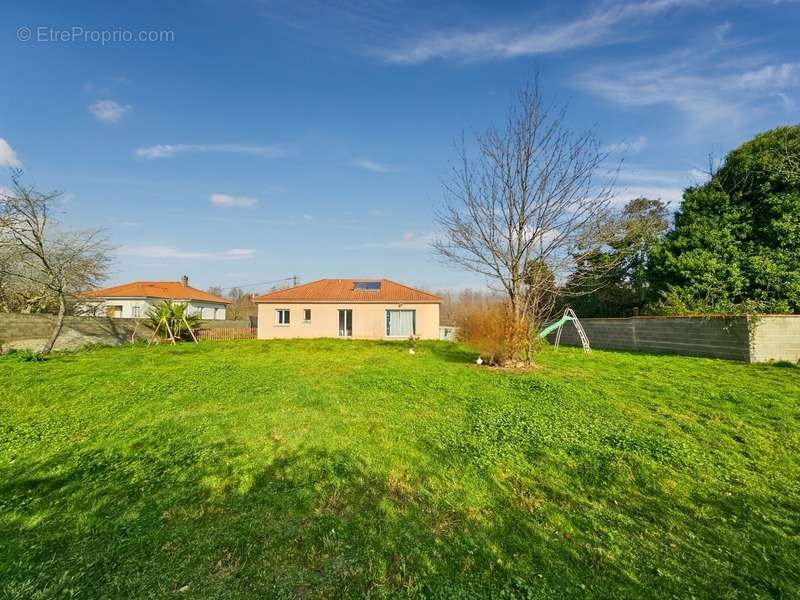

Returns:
79,276,229,320
254,278,441,340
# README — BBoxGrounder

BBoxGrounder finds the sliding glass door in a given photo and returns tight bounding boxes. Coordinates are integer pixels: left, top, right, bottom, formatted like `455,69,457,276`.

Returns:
338,309,352,337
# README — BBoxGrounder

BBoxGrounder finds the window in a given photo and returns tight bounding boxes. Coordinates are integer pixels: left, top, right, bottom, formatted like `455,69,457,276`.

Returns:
386,310,416,337
275,309,290,325
106,305,123,318
303,309,312,322
131,305,141,318
353,281,381,291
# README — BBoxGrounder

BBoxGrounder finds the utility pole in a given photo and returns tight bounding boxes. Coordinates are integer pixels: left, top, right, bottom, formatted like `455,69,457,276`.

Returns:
291,275,298,287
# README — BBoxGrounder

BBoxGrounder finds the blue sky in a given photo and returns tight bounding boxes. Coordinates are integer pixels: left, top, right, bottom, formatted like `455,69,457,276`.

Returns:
2,1,799,293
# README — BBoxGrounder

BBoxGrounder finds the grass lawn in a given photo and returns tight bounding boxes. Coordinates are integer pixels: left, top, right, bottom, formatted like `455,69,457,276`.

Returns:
1,340,798,599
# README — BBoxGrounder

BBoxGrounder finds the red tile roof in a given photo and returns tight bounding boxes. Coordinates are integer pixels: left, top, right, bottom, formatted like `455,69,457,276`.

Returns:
81,281,229,304
254,279,441,303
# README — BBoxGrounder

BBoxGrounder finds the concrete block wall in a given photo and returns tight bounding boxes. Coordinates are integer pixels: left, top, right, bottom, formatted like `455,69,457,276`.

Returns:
550,315,800,362
0,313,252,352
750,316,800,363
0,314,142,351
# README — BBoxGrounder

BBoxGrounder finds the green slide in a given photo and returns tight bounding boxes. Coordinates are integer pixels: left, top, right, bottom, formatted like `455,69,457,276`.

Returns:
538,315,574,338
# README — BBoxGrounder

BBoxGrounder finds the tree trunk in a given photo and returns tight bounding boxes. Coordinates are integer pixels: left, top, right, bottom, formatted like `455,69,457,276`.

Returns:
501,297,532,367
41,293,66,355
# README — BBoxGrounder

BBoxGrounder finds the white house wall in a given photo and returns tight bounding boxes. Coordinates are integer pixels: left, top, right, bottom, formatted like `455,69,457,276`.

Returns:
78,298,226,320
186,301,227,320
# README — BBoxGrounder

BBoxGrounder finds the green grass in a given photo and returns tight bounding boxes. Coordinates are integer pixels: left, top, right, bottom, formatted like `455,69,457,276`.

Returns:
1,340,798,599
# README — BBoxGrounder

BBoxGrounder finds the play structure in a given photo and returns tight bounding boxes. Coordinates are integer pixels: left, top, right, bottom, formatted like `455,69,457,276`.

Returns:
144,314,199,346
538,308,591,352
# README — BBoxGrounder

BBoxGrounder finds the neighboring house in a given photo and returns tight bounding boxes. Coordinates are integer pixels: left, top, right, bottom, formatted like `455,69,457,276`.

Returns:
79,276,229,320
254,278,441,340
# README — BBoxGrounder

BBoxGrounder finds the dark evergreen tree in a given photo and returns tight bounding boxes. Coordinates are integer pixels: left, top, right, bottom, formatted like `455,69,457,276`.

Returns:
649,125,800,313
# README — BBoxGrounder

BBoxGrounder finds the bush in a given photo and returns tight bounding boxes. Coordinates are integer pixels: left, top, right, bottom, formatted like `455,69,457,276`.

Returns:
460,302,515,364
2,349,48,362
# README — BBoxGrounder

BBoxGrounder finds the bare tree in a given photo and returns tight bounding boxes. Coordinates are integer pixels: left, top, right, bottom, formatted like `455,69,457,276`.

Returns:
0,171,111,354
434,76,618,365
227,287,257,321
437,287,504,327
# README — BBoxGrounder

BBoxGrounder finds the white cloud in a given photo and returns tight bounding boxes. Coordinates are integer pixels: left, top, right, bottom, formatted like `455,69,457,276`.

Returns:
219,248,256,259
714,22,732,41
89,99,132,122
345,231,434,250
578,48,800,125
210,193,258,208
735,63,799,90
0,138,22,167
350,157,399,173
609,164,707,206
118,245,256,260
603,136,648,154
611,185,685,206
376,0,709,64
135,143,285,159
616,166,687,185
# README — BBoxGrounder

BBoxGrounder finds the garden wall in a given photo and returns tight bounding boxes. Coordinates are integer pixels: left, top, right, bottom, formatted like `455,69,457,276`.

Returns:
749,316,800,363
549,315,800,363
0,313,251,352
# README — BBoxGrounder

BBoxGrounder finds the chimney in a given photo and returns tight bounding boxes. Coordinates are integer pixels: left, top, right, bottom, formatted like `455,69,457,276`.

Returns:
180,275,189,287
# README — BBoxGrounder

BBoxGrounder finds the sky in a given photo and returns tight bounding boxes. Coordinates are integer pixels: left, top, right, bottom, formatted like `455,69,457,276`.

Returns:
2,0,799,294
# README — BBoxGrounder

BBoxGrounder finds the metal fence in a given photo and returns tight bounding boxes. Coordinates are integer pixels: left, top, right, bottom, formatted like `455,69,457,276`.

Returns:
196,327,257,341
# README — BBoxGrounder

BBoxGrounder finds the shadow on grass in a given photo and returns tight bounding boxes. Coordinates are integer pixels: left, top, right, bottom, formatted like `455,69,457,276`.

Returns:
766,360,799,369
3,409,797,599
422,342,478,365
1,424,639,599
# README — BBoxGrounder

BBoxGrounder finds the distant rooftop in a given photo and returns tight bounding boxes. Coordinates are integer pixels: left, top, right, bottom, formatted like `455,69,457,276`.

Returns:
81,280,229,304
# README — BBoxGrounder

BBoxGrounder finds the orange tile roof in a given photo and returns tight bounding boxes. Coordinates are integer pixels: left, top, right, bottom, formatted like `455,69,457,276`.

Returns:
254,279,441,303
81,281,229,304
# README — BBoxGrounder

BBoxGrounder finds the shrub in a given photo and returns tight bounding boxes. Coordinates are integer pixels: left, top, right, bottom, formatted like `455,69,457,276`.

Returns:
460,302,515,364
2,349,48,362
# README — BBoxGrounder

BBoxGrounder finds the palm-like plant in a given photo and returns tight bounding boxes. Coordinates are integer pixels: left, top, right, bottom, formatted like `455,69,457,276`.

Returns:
145,301,202,341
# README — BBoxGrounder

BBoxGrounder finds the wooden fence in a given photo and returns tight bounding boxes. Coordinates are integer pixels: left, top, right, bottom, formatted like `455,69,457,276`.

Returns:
196,327,257,341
